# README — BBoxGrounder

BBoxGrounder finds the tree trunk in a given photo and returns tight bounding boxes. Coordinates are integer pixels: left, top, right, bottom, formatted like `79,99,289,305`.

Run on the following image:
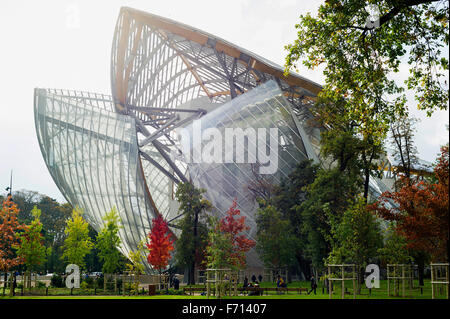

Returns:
358,266,365,295
417,258,425,286
9,272,14,296
190,208,199,285
104,274,107,291
2,272,7,296
363,168,370,202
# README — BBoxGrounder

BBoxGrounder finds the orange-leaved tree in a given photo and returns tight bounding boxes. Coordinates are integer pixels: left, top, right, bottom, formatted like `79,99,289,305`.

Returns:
370,145,449,284
146,215,174,276
0,195,25,295
218,199,256,269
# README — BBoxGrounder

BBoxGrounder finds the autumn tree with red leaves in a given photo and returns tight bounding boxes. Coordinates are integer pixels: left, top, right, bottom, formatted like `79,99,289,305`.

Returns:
370,145,449,285
146,215,174,276
206,200,256,270
0,195,25,295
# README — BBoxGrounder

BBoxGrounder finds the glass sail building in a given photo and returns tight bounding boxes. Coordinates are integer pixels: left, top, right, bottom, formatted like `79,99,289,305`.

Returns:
34,7,392,271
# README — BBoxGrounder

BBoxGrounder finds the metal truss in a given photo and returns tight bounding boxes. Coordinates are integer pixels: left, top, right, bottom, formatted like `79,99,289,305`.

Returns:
110,7,324,231
34,7,398,270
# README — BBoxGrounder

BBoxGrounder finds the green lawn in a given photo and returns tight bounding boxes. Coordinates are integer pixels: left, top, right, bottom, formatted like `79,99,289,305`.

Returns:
0,279,447,299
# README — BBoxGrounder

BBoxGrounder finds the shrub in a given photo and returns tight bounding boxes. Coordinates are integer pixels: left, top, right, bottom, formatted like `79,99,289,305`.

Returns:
37,281,47,288
51,274,64,288
80,281,89,290
156,288,184,295
83,276,94,288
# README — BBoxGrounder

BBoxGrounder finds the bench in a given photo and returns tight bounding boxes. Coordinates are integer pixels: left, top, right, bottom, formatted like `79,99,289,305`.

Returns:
183,286,206,295
183,286,309,296
239,287,308,296
272,287,308,294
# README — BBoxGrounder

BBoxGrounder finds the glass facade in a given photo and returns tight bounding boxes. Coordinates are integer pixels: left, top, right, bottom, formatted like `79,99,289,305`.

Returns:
34,88,156,271
34,7,395,271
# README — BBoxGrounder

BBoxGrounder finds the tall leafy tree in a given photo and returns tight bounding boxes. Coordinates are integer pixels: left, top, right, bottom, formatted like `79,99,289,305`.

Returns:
218,200,256,269
378,225,413,266
285,0,448,121
285,0,448,201
206,200,255,270
272,160,318,278
205,217,233,269
174,182,211,284
370,144,449,284
0,195,25,295
11,190,40,224
255,205,298,270
327,196,383,293
389,115,427,189
146,215,174,275
96,207,122,281
126,241,146,295
13,206,48,289
298,167,361,270
12,192,72,273
61,207,93,270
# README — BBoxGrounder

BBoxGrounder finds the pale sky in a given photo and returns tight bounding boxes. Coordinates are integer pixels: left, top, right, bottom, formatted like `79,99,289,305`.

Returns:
0,0,448,203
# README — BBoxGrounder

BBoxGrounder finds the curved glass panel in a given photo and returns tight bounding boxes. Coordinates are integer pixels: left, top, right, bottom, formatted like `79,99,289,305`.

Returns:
34,88,156,271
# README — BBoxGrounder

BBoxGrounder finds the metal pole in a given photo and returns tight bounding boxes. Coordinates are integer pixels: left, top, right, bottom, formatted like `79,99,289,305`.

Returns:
206,270,210,299
328,266,331,299
446,264,449,299
431,264,435,299
387,266,390,296
341,265,344,299
402,265,405,297
353,265,356,300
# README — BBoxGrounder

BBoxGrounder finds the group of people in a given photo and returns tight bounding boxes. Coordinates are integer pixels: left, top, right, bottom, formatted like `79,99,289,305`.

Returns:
242,274,263,288
242,273,318,295
242,274,263,296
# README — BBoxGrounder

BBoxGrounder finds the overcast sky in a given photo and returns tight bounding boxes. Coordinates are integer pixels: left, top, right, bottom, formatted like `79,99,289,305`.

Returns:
0,0,448,203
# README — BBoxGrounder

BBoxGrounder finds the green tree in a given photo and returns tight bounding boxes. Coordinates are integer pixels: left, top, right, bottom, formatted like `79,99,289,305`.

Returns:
10,191,72,273
205,217,233,269
299,167,360,270
389,114,424,189
14,206,48,290
126,241,146,295
378,225,413,266
285,1,448,200
285,0,448,122
255,205,298,270
61,207,93,270
96,207,122,288
314,97,384,201
327,196,383,293
174,182,211,285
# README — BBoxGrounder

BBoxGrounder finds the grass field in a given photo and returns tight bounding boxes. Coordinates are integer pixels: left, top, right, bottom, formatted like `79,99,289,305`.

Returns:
0,279,447,299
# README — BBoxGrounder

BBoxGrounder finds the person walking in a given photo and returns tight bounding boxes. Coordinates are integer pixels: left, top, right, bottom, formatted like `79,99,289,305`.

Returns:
308,275,317,295
173,276,180,290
